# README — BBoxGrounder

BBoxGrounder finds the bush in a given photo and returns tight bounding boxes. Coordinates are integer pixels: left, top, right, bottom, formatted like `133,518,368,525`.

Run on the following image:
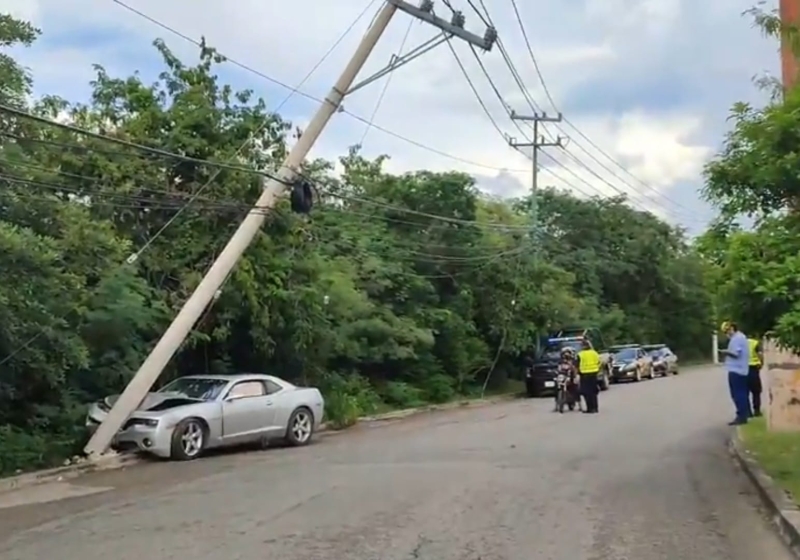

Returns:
381,381,426,409
320,372,381,429
0,425,84,477
418,373,456,403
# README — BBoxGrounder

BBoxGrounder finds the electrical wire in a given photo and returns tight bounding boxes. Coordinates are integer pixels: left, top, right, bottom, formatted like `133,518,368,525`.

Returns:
0,4,382,367
112,0,530,174
444,36,512,142
359,16,415,145
455,0,705,221
489,0,706,218
0,107,551,232
507,0,557,113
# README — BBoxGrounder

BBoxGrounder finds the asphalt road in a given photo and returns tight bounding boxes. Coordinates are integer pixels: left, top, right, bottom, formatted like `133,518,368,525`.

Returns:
0,365,793,560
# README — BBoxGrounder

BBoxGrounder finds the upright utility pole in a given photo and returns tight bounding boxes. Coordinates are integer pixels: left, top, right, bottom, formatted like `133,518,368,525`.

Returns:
84,0,496,457
506,111,564,244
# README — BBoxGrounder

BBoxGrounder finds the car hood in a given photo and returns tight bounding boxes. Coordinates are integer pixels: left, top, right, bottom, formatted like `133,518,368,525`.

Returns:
104,392,204,412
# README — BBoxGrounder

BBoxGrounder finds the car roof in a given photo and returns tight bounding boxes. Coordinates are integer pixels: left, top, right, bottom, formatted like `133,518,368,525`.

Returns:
642,344,666,350
175,373,286,384
609,344,640,350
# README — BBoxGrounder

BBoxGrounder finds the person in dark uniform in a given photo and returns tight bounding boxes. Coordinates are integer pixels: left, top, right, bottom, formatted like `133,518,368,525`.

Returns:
576,338,601,413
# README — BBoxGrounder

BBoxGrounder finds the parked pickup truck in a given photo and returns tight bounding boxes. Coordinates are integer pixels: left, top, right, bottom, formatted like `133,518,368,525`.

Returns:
525,326,611,397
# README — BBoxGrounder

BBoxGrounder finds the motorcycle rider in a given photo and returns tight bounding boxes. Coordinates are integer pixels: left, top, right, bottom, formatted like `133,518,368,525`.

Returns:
557,346,581,410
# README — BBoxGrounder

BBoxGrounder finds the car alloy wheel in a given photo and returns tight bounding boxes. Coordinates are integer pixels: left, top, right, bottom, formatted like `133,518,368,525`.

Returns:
181,420,204,458
171,418,207,460
289,409,313,445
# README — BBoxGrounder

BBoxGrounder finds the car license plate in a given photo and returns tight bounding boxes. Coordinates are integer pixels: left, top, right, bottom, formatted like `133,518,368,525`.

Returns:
544,380,555,388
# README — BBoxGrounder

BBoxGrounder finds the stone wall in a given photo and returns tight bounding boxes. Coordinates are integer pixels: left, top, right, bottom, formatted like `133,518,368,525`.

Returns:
765,339,800,432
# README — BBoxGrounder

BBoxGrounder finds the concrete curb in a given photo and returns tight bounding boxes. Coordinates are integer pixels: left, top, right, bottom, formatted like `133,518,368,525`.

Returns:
729,430,800,558
0,451,144,495
0,393,520,494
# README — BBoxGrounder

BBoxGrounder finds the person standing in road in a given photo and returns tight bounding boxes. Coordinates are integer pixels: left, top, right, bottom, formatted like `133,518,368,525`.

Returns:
719,321,751,425
576,339,601,414
747,335,764,417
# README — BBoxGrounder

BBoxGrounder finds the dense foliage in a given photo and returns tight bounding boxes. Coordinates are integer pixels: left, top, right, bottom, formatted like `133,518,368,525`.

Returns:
0,15,713,475
698,8,800,351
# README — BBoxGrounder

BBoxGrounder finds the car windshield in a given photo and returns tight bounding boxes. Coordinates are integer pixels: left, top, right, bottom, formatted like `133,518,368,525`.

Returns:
541,340,583,358
647,348,664,358
614,348,637,361
158,377,228,401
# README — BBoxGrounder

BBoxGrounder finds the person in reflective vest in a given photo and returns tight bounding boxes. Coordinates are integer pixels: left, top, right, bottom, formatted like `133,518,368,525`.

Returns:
747,336,764,417
576,339,601,413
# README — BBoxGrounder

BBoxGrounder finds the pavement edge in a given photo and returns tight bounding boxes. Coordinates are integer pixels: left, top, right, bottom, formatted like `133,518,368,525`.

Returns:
729,429,800,558
0,393,519,494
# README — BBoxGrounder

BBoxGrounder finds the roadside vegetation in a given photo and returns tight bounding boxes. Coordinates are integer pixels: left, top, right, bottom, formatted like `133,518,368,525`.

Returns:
0,13,715,476
740,419,800,505
698,6,800,353
700,5,800,508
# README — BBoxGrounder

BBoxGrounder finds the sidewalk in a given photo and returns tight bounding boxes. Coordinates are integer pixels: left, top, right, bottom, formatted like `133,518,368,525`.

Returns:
731,418,800,557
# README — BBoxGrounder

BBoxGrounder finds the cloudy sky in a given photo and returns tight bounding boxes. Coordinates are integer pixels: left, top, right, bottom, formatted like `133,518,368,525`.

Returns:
3,0,781,233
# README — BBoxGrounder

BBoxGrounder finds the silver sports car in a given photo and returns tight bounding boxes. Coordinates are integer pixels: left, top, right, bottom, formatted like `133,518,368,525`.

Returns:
85,374,325,460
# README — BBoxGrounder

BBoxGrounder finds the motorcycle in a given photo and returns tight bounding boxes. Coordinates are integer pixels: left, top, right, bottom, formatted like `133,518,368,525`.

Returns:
554,362,579,413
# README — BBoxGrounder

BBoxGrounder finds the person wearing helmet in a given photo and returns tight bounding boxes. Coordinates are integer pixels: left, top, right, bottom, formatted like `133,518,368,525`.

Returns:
558,346,581,409
719,321,751,425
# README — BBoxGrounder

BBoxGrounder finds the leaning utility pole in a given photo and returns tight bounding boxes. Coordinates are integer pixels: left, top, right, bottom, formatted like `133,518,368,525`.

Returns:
84,0,496,457
507,111,564,242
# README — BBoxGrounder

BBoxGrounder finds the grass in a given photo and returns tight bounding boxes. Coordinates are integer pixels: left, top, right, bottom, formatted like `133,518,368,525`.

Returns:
739,417,800,505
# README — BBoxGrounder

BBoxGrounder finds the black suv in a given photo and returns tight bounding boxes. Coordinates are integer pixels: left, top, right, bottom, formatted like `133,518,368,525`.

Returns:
525,337,585,397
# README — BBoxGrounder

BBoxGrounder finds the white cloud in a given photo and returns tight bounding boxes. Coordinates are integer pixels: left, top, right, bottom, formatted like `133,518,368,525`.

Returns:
1,0,40,21
4,0,781,230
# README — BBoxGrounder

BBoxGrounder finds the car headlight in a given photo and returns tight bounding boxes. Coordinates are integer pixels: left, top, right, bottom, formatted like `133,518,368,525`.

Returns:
623,363,636,372
141,419,159,428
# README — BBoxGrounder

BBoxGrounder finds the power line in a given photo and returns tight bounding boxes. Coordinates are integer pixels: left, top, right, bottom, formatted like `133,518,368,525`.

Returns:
469,0,708,221
359,15,415,145
1,106,553,232
506,0,557,112
0,4,383,367
112,0,529,174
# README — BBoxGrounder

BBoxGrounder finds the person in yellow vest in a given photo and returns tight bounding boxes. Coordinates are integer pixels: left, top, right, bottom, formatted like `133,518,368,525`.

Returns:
747,336,764,417
576,338,602,413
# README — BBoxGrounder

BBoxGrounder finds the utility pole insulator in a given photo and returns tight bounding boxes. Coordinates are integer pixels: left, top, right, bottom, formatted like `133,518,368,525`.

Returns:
484,27,498,50
420,0,433,12
451,11,466,28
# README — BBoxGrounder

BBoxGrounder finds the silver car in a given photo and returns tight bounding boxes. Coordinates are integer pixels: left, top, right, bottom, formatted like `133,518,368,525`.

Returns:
86,374,325,460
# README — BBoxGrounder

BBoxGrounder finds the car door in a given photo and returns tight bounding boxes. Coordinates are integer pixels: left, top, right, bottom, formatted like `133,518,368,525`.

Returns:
221,380,276,441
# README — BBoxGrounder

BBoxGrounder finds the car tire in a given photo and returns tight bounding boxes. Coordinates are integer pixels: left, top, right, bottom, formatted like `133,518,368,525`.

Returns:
285,407,315,446
170,418,207,461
